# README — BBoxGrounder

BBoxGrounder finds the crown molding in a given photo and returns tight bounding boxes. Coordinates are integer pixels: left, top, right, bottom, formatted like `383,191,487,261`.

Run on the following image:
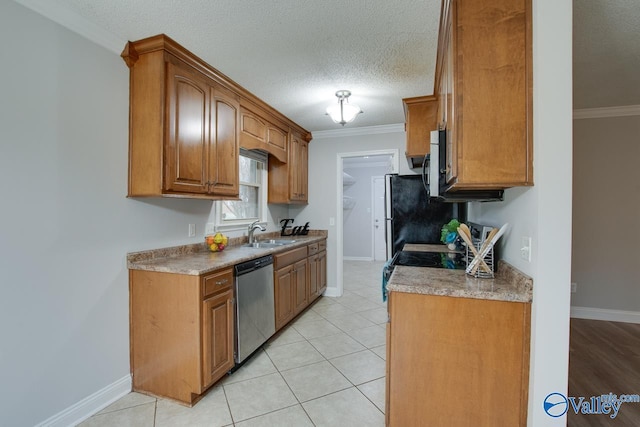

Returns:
311,123,404,140
13,0,126,54
573,105,640,119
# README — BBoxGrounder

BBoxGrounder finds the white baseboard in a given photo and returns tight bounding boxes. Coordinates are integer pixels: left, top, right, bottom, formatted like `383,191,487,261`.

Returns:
322,287,341,297
36,374,131,427
343,256,374,261
570,306,640,324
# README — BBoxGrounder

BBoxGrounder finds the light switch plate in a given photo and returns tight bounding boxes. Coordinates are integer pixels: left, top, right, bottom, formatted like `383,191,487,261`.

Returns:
188,224,196,237
521,236,532,262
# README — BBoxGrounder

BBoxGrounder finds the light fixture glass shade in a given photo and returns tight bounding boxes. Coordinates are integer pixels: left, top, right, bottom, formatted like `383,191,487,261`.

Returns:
326,90,362,126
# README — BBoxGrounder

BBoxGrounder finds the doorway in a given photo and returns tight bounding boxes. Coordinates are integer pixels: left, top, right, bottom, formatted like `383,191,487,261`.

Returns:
336,149,399,296
372,176,386,261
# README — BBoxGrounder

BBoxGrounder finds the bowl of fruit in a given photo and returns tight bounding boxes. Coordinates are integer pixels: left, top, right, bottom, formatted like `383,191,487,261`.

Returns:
205,232,228,252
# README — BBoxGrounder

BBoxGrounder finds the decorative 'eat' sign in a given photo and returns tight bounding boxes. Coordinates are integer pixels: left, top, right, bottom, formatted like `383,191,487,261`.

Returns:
280,219,310,236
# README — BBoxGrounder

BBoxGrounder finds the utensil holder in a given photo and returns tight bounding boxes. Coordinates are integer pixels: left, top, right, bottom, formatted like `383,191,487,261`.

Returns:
465,240,495,279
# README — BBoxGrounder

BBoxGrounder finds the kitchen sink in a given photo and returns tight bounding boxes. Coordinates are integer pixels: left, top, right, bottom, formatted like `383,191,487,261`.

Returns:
243,242,282,249
242,239,297,249
263,239,297,245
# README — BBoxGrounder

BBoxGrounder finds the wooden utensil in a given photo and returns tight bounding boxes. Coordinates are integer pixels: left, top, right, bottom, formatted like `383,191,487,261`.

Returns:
457,226,491,273
469,223,509,275
469,228,498,274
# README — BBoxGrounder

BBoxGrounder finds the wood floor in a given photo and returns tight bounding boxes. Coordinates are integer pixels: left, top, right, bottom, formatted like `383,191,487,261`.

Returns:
568,318,640,426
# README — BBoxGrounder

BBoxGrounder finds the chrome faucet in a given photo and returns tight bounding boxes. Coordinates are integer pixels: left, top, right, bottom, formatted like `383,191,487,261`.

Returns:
248,220,266,244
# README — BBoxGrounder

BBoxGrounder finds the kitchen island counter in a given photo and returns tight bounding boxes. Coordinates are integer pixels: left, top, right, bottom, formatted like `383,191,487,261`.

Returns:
386,260,532,303
127,231,327,276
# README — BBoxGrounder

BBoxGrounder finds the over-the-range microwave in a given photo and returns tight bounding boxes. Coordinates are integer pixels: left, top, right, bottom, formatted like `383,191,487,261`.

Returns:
425,129,504,202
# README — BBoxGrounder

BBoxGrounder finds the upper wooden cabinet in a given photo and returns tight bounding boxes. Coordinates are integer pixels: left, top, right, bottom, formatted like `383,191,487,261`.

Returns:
402,95,438,168
163,61,239,197
268,129,310,204
435,0,533,191
239,103,289,163
121,34,311,200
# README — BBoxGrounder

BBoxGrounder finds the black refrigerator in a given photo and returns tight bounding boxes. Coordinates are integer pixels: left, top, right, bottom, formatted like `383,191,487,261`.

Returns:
384,174,466,258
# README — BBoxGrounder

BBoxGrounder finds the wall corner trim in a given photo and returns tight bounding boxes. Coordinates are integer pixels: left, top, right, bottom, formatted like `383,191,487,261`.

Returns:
35,375,132,427
570,306,640,324
573,105,640,119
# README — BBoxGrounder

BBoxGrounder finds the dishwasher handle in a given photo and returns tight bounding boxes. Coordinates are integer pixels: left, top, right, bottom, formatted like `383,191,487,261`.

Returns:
235,255,274,276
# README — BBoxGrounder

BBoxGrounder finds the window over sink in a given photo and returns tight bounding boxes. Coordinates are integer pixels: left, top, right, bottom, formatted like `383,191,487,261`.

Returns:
214,149,268,230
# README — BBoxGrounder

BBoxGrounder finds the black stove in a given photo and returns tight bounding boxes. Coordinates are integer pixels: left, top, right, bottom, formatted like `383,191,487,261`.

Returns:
392,251,466,270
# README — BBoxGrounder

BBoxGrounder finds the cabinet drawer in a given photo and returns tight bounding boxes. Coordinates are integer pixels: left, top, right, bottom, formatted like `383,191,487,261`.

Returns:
307,242,319,255
274,246,308,269
202,268,233,298
319,240,326,251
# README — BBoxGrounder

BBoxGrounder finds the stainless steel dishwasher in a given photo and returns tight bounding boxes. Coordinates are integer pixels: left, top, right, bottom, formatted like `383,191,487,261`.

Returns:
234,255,275,364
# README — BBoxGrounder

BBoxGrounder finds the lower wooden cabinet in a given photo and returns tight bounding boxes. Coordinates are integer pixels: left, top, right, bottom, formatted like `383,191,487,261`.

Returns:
129,267,234,405
274,239,326,331
317,249,327,295
274,265,295,330
309,241,327,303
386,292,530,426
292,259,309,314
202,288,234,389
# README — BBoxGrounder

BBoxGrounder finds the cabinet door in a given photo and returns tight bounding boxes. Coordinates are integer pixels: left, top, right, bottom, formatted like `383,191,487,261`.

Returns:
209,85,239,197
274,266,295,330
444,4,457,185
293,259,308,314
202,288,234,388
308,253,318,301
165,62,209,194
387,292,530,426
298,140,309,202
288,135,308,202
318,250,327,295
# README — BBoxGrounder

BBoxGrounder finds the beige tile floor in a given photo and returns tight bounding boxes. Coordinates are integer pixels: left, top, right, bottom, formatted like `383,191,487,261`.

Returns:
80,260,387,427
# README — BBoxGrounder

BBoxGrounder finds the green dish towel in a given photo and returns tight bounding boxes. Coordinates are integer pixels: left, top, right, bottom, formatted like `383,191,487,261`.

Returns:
381,259,393,302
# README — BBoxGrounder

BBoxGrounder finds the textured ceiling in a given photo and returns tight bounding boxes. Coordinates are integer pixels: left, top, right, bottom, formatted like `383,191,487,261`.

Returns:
38,0,441,132
573,0,640,109
16,0,639,131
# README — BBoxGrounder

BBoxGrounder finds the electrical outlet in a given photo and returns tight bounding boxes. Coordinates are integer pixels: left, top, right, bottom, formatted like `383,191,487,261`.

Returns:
188,224,196,237
520,236,532,262
571,282,577,293
205,222,216,235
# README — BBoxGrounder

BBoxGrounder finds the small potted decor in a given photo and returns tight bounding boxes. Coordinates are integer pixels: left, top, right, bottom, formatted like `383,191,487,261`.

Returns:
440,219,461,250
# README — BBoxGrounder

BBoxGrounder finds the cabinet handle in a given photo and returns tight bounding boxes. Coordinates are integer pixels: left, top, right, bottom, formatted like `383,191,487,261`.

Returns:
215,279,228,285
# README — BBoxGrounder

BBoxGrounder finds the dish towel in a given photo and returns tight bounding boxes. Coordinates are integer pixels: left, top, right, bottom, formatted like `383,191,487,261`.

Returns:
381,258,393,302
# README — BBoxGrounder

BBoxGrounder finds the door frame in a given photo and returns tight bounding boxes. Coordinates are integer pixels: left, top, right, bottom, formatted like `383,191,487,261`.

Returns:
334,149,399,297
371,175,386,261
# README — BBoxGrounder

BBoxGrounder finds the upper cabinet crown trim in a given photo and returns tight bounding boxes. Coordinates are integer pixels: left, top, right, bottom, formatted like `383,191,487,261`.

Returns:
121,34,311,139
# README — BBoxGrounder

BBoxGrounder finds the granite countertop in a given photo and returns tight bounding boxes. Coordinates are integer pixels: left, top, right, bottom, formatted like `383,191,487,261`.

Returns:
127,230,328,276
387,259,532,303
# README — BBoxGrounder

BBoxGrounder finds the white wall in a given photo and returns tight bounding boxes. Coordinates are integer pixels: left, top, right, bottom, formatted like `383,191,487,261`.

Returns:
571,115,640,313
469,1,573,425
0,2,283,425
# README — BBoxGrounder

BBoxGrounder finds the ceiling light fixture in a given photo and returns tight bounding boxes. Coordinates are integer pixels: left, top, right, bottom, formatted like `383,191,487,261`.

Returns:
326,90,362,126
